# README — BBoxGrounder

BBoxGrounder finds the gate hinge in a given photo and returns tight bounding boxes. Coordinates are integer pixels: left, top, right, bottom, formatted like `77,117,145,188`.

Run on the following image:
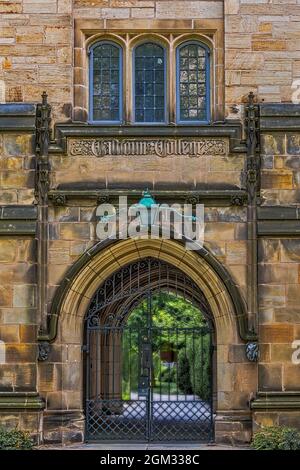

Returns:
82,345,89,353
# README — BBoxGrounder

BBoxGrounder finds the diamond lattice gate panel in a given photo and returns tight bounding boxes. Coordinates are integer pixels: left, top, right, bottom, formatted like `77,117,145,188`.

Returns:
84,258,214,442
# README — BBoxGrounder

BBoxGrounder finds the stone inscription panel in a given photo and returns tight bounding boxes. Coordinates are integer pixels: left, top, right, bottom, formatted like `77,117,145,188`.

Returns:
68,137,228,158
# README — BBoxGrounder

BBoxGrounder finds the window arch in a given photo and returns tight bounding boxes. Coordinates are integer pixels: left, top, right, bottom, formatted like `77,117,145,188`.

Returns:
133,42,166,124
176,41,210,124
89,41,123,123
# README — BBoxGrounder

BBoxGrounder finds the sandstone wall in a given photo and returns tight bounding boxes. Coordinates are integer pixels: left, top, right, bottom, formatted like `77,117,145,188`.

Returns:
0,125,40,437
1,1,299,123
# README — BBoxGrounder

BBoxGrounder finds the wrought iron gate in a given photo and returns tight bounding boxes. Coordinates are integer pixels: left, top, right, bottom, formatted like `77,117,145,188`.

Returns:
84,258,214,442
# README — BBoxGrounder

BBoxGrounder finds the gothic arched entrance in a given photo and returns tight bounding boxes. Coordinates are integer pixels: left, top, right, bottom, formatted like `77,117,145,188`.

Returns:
84,257,215,442
43,238,256,444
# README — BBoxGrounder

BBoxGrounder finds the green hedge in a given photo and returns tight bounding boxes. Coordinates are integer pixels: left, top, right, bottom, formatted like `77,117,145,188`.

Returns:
0,428,33,450
251,426,300,450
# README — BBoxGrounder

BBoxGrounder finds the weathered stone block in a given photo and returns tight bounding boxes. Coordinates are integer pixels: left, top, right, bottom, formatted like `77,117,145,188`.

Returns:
286,285,300,307
46,392,67,410
14,364,36,391
258,264,298,284
62,363,81,391
59,222,91,240
0,413,19,429
49,206,79,223
0,285,12,308
258,364,282,391
258,239,281,263
0,240,17,262
65,391,81,410
260,343,271,363
13,284,36,308
1,308,36,325
283,365,300,391
38,363,55,393
0,2,22,14
274,307,300,323
259,285,285,308
0,325,19,343
253,411,279,431
280,239,300,262
5,344,36,363
19,325,36,343
278,412,300,430
0,365,15,392
252,40,286,51
261,171,293,189
287,134,300,155
261,134,286,156
260,324,294,344
3,134,33,157
271,344,294,363
156,1,223,19
45,27,71,45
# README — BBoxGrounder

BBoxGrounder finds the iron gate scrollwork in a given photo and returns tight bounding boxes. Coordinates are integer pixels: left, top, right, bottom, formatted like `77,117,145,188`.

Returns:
84,258,214,442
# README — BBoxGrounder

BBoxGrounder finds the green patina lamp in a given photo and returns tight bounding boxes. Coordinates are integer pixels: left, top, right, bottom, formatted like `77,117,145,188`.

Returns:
137,189,159,226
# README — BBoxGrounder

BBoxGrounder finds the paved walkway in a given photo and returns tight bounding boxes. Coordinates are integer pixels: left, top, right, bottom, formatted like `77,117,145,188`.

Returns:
38,442,248,450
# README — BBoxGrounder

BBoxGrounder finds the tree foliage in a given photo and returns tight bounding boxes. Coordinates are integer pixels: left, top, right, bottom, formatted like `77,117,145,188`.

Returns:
122,292,211,401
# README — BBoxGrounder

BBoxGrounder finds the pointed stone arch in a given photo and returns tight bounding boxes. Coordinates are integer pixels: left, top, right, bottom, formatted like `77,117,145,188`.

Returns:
41,238,255,345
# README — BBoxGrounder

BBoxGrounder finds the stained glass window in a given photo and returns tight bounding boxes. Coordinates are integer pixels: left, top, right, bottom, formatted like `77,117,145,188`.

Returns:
176,42,209,123
134,42,166,123
90,42,122,123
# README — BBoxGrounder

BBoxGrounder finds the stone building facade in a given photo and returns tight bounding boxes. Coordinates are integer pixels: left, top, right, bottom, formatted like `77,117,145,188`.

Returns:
0,0,300,445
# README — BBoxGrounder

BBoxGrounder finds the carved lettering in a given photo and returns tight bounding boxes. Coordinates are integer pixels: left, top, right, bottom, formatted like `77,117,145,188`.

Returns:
69,138,227,158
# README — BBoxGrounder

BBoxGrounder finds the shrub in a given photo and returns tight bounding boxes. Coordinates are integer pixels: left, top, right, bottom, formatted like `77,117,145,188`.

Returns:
159,365,177,383
251,426,300,450
0,428,33,450
178,353,193,394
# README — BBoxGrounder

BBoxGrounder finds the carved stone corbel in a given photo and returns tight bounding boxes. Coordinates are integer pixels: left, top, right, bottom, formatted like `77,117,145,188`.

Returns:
230,194,248,207
38,341,51,362
96,194,110,205
246,342,259,362
185,194,201,205
52,194,67,206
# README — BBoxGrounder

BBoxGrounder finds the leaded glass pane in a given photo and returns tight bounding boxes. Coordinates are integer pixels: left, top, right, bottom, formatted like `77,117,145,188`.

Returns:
178,43,208,122
134,43,165,123
92,42,121,122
